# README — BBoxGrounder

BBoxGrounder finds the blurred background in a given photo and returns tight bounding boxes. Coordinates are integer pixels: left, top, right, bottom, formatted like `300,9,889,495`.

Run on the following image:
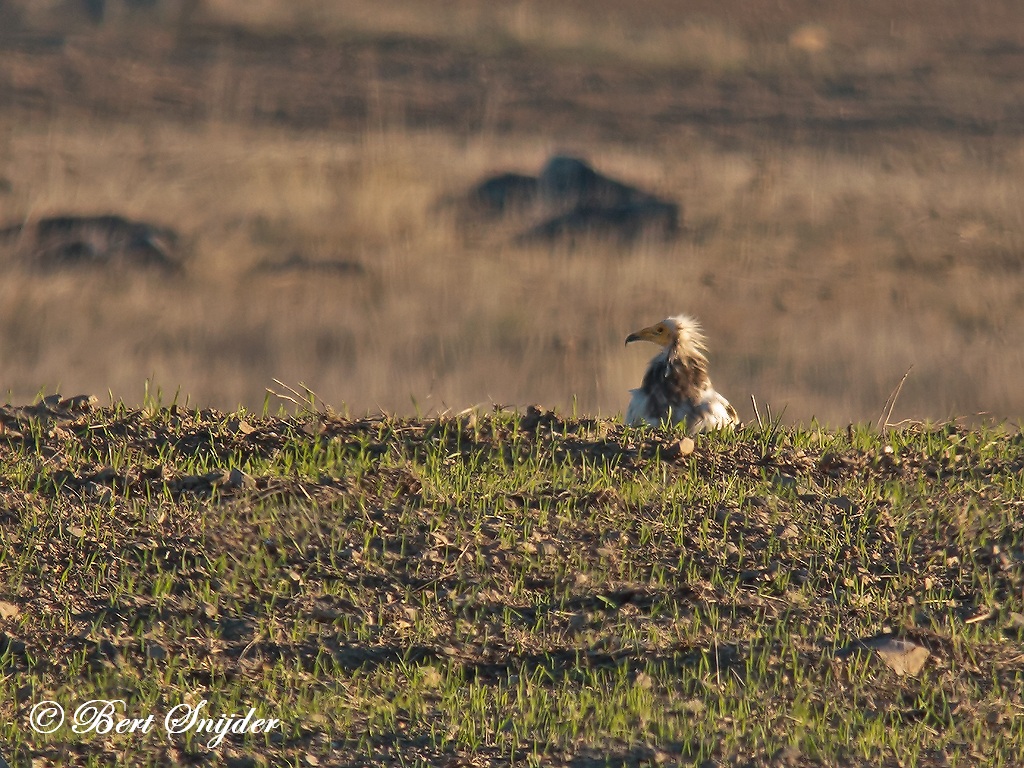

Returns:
1,0,1022,425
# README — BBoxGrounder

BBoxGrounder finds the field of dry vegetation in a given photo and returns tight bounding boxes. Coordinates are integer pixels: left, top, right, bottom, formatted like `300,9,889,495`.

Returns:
1,0,1023,425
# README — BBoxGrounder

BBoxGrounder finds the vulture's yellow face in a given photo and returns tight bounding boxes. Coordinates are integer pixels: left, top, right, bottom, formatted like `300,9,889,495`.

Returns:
625,320,675,348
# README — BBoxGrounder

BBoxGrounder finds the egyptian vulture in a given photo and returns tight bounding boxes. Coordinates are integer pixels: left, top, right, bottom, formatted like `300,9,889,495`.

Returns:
625,314,739,434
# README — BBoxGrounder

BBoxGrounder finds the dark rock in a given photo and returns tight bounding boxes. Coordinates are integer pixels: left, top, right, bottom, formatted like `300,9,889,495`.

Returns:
467,172,538,216
519,200,679,243
462,154,681,245
83,0,106,24
538,155,665,212
0,214,182,273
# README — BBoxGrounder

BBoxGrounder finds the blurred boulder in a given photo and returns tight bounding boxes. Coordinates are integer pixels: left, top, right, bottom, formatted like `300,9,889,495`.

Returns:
463,154,680,244
518,200,680,244
466,172,539,217
537,155,667,213
0,214,183,274
2,0,191,30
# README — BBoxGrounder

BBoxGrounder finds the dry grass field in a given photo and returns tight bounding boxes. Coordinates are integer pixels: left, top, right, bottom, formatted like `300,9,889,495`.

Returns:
1,0,1023,426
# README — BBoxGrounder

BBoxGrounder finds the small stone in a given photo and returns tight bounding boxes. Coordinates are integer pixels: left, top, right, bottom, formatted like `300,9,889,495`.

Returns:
145,642,168,660
776,523,800,541
843,633,930,676
0,632,27,656
228,468,256,490
828,496,856,513
666,437,695,459
772,473,798,492
520,405,547,431
60,394,98,412
228,419,256,435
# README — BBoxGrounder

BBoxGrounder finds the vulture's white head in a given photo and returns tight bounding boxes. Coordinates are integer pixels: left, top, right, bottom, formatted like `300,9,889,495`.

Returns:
625,314,707,361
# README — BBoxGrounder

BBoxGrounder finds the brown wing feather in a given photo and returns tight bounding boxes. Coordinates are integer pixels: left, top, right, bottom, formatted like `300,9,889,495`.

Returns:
639,349,709,424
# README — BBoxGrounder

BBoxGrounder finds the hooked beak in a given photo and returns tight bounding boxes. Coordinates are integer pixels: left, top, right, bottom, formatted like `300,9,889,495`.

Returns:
625,324,660,346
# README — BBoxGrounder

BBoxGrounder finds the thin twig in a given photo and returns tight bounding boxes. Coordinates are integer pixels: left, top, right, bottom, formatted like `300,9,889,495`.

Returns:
267,379,323,414
750,394,763,430
876,367,913,434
